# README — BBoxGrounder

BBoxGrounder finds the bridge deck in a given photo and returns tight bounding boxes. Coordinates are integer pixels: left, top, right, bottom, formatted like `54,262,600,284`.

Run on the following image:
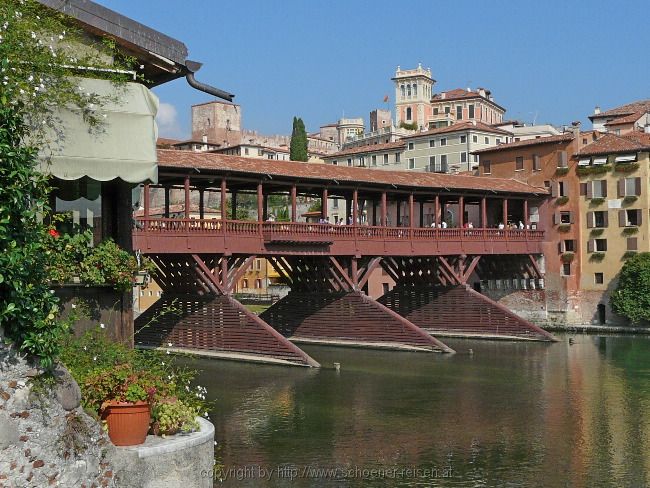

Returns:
133,218,544,255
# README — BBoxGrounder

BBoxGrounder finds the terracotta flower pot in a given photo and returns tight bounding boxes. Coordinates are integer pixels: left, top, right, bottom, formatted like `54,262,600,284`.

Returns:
101,401,151,446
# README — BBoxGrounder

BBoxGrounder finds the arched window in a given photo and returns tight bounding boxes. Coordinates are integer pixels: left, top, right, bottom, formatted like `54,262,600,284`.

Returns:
406,107,412,121
407,85,411,97
400,84,405,98
413,84,417,97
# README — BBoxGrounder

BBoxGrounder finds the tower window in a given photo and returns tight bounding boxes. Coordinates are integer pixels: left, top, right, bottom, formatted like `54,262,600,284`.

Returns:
406,107,412,121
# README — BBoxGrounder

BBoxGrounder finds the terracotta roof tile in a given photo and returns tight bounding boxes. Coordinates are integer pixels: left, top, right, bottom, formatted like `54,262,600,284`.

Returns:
157,150,546,195
325,141,405,158
156,137,182,147
577,132,650,156
589,100,650,120
431,88,506,111
403,121,511,140
604,111,646,126
473,133,574,154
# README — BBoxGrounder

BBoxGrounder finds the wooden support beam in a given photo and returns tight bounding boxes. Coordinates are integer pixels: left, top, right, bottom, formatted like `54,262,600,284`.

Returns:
528,254,543,279
143,183,150,218
191,254,225,295
220,178,227,223
481,196,487,228
184,175,190,218
291,184,297,222
220,257,229,294
459,195,464,227
408,193,414,228
329,256,355,290
351,257,359,290
502,198,508,226
257,182,263,222
228,256,256,292
462,256,481,283
322,188,328,219
357,257,382,290
524,200,529,227
352,189,358,225
231,191,237,221
419,201,424,228
435,194,440,227
437,256,463,285
199,189,205,219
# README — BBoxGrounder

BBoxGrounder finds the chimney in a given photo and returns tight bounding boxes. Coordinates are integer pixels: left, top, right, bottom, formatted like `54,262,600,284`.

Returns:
645,124,650,134
594,106,601,115
441,92,446,100
571,120,581,138
202,134,207,143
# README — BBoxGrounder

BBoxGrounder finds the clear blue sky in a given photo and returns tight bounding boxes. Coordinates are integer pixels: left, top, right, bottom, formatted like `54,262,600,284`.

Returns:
97,0,649,139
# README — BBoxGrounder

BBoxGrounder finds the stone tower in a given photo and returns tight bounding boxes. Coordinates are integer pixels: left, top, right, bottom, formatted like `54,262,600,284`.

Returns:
392,64,435,130
191,100,242,147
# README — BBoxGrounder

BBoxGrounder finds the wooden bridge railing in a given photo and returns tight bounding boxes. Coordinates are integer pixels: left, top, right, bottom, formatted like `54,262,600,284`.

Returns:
134,218,544,242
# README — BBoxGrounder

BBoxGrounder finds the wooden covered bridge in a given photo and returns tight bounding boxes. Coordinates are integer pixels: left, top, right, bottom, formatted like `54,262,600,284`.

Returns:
133,150,557,367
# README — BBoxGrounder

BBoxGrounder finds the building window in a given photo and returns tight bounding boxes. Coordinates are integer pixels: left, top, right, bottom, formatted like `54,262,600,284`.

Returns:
622,177,641,197
429,155,436,170
620,209,642,227
594,272,604,284
562,263,571,276
433,108,439,115
255,279,262,289
516,156,524,171
461,152,467,163
347,158,352,167
440,155,448,172
332,160,338,166
564,239,575,252
460,135,467,143
440,138,447,146
408,142,414,150
483,159,491,174
593,211,608,228
382,283,390,294
444,106,450,114
406,107,412,120
473,135,478,143
559,211,572,224
429,139,435,148
371,155,377,166
401,85,405,98
468,104,475,119
408,158,415,169
484,136,490,144
333,199,339,209
395,153,401,163
456,105,462,120
244,147,249,155
595,239,607,252
590,180,607,198
242,279,249,288
557,181,568,197
383,154,389,165
627,237,638,251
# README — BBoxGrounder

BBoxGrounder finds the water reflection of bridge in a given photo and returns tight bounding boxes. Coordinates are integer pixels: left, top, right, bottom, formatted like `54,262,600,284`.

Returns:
134,151,556,367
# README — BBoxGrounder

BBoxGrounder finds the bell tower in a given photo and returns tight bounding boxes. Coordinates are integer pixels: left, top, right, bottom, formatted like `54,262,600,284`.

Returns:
392,64,435,130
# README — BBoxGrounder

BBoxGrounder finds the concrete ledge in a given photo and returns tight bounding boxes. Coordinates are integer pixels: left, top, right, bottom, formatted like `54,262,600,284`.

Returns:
120,417,214,459
289,336,442,352
110,417,215,488
544,324,650,334
136,345,313,367
425,330,548,341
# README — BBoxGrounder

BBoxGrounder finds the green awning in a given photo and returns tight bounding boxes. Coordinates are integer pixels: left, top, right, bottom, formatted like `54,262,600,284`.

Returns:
39,78,159,184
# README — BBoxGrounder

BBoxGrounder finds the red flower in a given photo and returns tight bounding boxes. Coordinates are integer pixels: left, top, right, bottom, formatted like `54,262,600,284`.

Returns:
48,229,60,238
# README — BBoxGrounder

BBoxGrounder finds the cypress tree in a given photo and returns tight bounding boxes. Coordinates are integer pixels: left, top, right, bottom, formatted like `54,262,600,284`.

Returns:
290,116,309,161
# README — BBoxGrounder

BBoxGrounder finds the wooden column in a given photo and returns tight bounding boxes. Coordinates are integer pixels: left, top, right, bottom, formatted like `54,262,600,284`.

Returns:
458,195,464,227
231,191,238,220
199,189,205,219
322,188,328,219
381,191,387,226
419,201,424,227
524,200,529,227
291,184,297,222
408,193,414,228
352,189,358,225
434,195,440,226
502,198,508,225
184,175,190,218
143,183,150,218
220,178,227,221
481,196,487,228
163,186,170,218
257,182,263,222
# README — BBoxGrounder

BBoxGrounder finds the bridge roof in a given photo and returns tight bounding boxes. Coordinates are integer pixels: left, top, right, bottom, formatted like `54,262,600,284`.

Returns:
157,150,547,195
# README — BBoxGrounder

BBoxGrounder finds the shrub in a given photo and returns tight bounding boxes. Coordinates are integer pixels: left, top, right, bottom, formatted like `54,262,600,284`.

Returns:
611,253,650,323
561,252,574,263
590,228,604,236
555,167,570,176
589,197,606,206
555,196,569,206
614,162,639,173
399,121,418,131
622,227,639,236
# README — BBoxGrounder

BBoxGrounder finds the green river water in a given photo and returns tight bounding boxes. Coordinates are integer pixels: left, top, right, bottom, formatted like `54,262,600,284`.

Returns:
187,334,650,487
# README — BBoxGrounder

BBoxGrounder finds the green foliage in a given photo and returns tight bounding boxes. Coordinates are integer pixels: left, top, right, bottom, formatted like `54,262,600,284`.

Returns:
399,121,418,131
614,162,639,173
307,199,322,213
589,252,606,262
59,327,209,432
622,226,639,235
151,399,200,436
589,197,606,206
555,196,569,206
560,252,574,263
289,116,308,162
622,251,637,260
576,165,611,176
0,102,64,368
590,228,604,236
557,223,571,233
611,252,650,324
555,167,570,176
622,195,638,205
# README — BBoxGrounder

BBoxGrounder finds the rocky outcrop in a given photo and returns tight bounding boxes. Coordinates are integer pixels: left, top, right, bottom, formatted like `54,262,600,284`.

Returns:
0,339,117,487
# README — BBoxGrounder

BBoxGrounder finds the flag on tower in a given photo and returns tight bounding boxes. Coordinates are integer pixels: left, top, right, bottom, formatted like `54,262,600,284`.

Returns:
383,95,389,103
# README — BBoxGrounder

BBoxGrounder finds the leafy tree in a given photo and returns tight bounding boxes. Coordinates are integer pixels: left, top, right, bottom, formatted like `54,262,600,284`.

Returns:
0,0,139,366
611,253,650,324
308,200,322,212
289,116,308,161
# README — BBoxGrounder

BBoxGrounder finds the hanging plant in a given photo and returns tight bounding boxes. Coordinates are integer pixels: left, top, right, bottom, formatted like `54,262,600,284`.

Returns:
614,162,639,173
589,252,606,262
555,196,569,206
557,224,571,233
561,252,575,263
589,197,606,206
622,195,638,205
590,228,605,236
622,227,639,235
555,167,570,176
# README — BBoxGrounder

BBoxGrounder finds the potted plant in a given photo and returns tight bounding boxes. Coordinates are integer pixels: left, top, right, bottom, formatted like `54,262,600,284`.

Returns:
83,364,161,446
151,397,200,437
